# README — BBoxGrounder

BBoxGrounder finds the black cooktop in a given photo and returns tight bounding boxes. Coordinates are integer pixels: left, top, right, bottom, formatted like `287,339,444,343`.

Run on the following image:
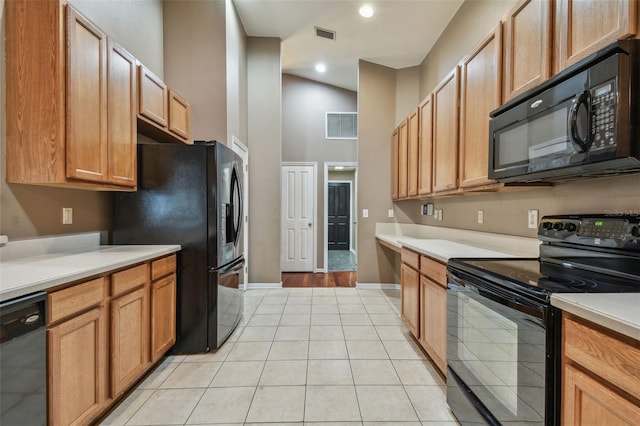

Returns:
449,257,640,296
448,215,640,303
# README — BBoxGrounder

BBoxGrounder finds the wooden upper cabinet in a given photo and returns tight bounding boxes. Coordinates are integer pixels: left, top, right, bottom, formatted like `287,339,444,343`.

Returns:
555,0,638,72
107,40,137,186
459,25,503,189
398,119,409,199
391,128,399,200
138,65,169,128
5,1,135,190
168,89,192,143
418,95,433,196
66,7,108,184
504,0,552,101
137,65,193,144
432,67,460,194
407,108,420,197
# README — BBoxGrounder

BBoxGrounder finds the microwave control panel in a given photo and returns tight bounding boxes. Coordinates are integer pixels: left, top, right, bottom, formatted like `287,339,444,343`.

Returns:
590,80,617,151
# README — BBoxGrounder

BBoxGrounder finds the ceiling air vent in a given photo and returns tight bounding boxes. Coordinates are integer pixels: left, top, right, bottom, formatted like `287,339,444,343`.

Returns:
315,27,336,41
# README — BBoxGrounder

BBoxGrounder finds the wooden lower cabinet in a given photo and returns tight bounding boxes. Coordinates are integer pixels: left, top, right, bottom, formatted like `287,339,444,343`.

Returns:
419,276,447,374
563,363,640,425
562,313,640,425
151,274,177,362
48,306,107,426
111,286,150,396
47,255,177,424
401,263,420,338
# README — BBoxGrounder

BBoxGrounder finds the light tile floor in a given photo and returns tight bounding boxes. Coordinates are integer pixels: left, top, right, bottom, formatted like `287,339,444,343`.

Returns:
100,287,459,425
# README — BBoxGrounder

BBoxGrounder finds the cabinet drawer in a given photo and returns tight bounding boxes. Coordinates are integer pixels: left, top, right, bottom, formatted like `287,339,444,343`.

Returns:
563,314,640,399
152,254,176,281
401,248,420,270
112,263,148,296
420,256,447,286
49,277,106,324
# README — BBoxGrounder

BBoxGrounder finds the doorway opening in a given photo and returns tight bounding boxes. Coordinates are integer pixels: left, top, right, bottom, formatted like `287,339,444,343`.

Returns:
324,162,357,272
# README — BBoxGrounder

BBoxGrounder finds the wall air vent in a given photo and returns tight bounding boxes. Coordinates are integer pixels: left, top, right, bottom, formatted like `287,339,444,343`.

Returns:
315,27,336,41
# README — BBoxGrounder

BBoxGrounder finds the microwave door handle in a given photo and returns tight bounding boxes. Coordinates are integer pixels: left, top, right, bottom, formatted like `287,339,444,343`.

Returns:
568,90,592,152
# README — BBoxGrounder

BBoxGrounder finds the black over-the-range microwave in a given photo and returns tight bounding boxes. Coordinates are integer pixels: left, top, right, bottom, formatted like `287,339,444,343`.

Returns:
489,39,640,183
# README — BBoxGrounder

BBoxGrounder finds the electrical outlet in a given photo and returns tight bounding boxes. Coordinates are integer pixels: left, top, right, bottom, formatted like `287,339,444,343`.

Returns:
362,209,369,218
528,209,539,229
388,209,394,218
62,207,73,225
439,209,444,221
477,210,484,224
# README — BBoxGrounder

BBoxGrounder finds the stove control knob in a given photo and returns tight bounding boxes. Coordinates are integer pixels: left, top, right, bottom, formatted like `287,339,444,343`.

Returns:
541,221,553,230
553,222,564,231
565,223,577,232
632,226,640,238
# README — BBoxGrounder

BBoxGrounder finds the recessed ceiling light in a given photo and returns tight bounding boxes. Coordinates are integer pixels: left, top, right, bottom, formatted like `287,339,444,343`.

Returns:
315,63,326,73
359,5,374,18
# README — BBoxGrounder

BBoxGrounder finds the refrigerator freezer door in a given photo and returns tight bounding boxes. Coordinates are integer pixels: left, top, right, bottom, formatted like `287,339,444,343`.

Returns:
209,257,244,349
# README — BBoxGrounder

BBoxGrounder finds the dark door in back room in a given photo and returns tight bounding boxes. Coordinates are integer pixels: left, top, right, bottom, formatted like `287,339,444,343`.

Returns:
328,182,350,251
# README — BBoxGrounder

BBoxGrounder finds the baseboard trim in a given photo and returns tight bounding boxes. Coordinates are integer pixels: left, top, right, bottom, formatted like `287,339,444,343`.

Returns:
355,283,400,290
246,282,283,290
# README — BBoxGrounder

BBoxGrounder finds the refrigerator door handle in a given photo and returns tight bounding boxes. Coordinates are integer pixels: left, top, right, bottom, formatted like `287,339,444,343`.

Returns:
230,164,242,245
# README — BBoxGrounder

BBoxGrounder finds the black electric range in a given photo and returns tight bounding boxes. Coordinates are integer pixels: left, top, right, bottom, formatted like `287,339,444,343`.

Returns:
449,214,640,303
446,214,640,426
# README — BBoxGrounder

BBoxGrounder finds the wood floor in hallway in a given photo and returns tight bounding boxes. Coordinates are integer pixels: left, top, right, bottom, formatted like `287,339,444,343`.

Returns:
282,271,357,287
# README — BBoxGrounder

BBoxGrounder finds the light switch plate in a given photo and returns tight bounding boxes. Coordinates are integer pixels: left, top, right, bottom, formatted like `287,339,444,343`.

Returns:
362,209,369,218
388,209,394,218
528,209,539,229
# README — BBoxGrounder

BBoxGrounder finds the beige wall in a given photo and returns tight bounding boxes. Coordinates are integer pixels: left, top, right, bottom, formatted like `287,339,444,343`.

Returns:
226,0,248,144
0,0,164,240
163,0,228,143
247,37,282,283
395,66,420,126
357,61,399,284
282,74,357,268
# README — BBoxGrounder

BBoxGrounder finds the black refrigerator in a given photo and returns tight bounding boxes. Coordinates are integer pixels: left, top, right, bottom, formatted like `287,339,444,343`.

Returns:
112,141,244,353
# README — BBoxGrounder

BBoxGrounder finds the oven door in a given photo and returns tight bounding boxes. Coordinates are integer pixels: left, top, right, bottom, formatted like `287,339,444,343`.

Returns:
446,268,554,425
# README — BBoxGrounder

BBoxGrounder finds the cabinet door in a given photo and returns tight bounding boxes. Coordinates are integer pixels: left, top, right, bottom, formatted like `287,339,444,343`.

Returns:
432,67,460,193
401,264,420,338
562,363,640,425
48,307,107,426
420,276,447,374
555,0,637,72
151,274,177,362
418,95,433,196
407,109,420,197
107,39,137,187
168,89,192,143
504,0,552,100
391,128,399,200
65,6,108,183
111,286,150,396
459,25,502,188
138,65,168,127
398,119,409,199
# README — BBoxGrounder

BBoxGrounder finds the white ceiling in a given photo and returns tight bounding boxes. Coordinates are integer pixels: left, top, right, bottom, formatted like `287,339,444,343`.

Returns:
232,0,464,91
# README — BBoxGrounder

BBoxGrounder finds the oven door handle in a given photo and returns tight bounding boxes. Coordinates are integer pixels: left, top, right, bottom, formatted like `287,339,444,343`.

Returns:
448,271,544,319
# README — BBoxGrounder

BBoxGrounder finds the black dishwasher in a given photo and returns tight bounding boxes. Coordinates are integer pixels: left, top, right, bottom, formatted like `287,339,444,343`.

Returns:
0,292,47,425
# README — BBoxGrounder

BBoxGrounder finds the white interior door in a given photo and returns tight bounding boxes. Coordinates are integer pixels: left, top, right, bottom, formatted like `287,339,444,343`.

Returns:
281,164,316,272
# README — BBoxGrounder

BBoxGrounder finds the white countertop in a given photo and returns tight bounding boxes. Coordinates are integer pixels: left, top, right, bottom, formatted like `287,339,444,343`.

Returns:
1,245,180,302
375,223,540,261
551,293,640,341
